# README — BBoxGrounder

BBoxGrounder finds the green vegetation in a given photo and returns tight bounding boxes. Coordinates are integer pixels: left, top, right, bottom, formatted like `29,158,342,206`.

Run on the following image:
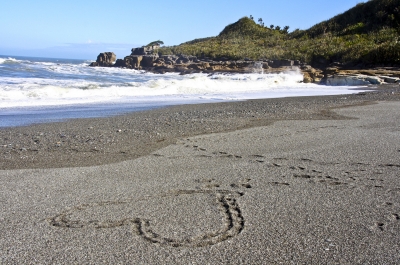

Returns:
145,40,164,47
159,0,400,66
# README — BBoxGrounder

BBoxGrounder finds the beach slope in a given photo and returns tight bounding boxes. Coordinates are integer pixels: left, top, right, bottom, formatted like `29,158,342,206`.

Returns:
1,101,399,264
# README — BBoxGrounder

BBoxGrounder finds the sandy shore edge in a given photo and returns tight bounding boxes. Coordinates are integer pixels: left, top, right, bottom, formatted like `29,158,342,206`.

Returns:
1,84,399,170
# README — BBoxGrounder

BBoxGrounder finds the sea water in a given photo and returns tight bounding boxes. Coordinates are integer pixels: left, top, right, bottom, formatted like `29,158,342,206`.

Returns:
0,55,364,127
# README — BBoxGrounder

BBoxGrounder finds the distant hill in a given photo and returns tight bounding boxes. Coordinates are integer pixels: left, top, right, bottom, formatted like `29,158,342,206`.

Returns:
218,17,273,38
159,0,400,67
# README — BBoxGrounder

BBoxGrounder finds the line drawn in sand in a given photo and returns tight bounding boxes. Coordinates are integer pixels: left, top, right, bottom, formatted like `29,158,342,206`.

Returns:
47,189,245,248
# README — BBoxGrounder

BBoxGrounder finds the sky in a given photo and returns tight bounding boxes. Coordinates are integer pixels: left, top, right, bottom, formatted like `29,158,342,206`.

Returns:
1,0,364,60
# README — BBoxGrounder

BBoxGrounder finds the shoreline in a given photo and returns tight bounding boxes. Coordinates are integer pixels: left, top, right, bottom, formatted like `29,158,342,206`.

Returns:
1,84,399,170
1,91,400,263
0,84,369,129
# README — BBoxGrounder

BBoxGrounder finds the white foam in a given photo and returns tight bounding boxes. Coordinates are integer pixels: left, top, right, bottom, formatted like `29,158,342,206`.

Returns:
0,57,20,64
0,71,365,109
0,57,368,110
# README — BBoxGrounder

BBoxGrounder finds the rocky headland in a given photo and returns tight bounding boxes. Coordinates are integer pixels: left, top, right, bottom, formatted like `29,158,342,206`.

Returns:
89,0,400,87
89,46,400,86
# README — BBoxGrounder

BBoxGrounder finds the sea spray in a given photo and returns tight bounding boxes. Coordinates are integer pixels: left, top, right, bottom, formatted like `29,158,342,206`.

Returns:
249,61,264,74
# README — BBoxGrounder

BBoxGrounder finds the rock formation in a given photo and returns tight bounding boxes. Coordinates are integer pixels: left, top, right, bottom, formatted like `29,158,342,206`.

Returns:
89,52,116,67
323,73,399,86
88,47,400,85
114,56,141,68
131,44,160,55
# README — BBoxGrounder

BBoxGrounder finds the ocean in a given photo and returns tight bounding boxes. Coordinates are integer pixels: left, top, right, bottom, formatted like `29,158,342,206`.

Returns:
0,55,364,127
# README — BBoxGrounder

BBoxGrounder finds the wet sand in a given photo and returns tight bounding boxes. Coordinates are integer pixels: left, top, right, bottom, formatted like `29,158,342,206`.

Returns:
1,85,399,170
1,85,400,263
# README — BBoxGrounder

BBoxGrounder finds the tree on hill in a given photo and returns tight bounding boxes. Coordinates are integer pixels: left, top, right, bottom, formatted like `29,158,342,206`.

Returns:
145,40,164,47
282,26,290,34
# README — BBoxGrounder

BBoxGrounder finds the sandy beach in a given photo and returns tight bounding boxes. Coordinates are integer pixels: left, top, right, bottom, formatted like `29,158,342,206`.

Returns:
1,85,400,264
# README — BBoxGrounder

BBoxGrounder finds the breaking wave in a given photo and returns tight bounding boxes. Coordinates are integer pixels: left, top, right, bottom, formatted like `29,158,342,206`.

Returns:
0,55,364,109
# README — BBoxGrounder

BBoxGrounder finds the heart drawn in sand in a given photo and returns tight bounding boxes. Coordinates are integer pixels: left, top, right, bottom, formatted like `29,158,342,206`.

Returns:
47,189,245,247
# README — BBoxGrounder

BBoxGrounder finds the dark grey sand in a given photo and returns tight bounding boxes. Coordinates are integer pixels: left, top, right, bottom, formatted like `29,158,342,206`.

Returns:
1,85,400,264
1,85,400,170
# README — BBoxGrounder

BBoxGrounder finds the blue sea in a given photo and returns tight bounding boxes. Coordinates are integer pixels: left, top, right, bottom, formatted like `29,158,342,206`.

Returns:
0,55,363,127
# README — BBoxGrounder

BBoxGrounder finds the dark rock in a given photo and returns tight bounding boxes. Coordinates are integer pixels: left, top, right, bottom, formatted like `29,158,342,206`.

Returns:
176,55,197,64
126,56,143,69
325,75,372,86
161,55,178,64
303,72,313,83
213,57,230,62
294,60,301,66
311,56,329,69
141,55,159,67
131,45,159,56
330,62,344,67
112,59,126,67
382,76,399,83
270,60,294,68
113,56,143,69
114,59,126,67
300,65,313,71
93,52,116,67
324,67,339,75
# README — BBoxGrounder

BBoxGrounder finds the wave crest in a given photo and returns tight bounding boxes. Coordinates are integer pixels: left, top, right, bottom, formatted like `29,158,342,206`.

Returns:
0,57,21,64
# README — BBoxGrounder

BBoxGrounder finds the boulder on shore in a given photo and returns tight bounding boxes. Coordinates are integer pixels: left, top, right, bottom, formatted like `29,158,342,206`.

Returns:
114,56,143,69
324,74,382,86
141,55,159,67
89,52,116,67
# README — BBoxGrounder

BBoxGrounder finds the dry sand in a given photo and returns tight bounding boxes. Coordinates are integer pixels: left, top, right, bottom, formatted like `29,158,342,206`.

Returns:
1,86,400,264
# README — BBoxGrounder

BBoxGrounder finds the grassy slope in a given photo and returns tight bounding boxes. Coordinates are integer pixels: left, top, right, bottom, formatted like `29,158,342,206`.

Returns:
159,0,400,67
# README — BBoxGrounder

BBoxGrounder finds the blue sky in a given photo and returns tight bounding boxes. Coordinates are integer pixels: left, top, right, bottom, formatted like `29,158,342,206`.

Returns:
1,0,363,59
